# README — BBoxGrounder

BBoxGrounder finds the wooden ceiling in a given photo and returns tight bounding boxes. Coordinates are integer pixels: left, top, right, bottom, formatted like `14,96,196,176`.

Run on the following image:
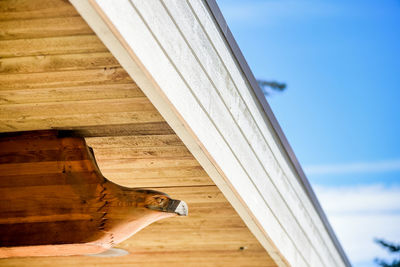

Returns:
0,0,276,266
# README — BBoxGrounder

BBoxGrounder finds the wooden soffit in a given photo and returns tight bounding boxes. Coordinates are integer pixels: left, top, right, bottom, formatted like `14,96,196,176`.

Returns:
0,0,276,266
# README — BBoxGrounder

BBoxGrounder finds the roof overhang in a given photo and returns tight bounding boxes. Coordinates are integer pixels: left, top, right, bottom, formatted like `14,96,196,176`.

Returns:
70,1,350,266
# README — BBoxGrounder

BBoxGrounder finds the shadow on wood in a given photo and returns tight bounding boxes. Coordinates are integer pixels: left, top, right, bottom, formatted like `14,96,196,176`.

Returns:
0,130,187,258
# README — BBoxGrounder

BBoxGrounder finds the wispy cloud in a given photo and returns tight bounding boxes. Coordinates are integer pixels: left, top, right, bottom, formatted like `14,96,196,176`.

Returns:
314,184,400,264
314,184,400,215
304,159,400,175
329,213,400,264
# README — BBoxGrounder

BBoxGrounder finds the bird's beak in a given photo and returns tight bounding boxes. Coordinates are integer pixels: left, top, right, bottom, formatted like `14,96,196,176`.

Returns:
166,199,188,216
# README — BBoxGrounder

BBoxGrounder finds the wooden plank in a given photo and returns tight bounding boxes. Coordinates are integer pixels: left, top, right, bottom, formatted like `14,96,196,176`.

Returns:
0,16,93,40
0,68,132,90
0,160,94,176
0,111,165,132
101,166,207,181
91,146,192,159
0,172,98,188
0,147,89,164
0,134,85,153
58,123,176,137
0,98,156,118
0,250,275,267
0,52,119,74
101,164,207,178
122,229,266,250
101,171,211,188
0,214,93,225
0,84,144,105
94,158,200,170
0,183,98,201
0,35,107,58
0,0,77,20
120,229,265,249
0,131,84,152
150,185,225,203
147,215,248,230
85,135,183,148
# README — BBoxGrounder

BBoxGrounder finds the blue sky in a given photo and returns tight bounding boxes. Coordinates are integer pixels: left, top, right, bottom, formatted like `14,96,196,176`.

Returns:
216,0,400,266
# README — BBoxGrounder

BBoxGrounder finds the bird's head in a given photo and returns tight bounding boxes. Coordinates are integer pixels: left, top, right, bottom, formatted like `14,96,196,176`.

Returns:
142,190,188,216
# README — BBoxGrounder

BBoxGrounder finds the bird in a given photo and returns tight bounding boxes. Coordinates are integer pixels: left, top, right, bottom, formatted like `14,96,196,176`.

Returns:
0,130,188,258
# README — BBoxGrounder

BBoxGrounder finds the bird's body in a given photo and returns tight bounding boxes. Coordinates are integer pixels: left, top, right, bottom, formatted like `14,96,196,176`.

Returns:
0,130,187,258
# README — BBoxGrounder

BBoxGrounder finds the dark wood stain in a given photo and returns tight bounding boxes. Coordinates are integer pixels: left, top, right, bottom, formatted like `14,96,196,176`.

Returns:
0,130,181,258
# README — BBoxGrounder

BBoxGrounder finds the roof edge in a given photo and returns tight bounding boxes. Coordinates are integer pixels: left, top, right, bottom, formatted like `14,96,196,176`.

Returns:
203,1,351,266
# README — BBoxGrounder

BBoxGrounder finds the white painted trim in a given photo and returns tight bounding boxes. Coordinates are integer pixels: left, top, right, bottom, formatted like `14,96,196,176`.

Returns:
70,1,348,266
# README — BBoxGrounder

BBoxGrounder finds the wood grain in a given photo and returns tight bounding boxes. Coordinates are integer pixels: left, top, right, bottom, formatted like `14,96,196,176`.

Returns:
0,35,107,58
0,0,275,265
0,16,93,40
0,0,77,20
0,84,144,105
0,52,119,74
56,123,176,137
0,98,157,118
0,251,275,267
0,68,131,91
0,131,183,257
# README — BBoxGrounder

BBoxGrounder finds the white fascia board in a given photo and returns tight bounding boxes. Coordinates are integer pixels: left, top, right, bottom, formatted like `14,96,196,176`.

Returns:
70,1,349,266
